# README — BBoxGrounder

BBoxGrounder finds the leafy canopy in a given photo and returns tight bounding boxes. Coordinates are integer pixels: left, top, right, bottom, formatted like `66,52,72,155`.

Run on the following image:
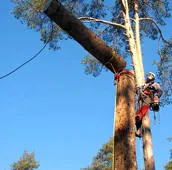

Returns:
10,150,39,170
11,0,172,104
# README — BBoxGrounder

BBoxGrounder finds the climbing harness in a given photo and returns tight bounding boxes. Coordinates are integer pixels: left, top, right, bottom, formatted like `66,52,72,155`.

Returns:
137,83,161,113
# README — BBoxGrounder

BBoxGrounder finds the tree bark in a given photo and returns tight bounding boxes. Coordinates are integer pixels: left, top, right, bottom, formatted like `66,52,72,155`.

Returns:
134,0,144,84
114,70,137,170
121,2,142,86
142,113,155,170
44,0,126,73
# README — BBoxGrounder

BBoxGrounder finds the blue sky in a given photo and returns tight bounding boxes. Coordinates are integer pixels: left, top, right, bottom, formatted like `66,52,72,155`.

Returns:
0,1,171,170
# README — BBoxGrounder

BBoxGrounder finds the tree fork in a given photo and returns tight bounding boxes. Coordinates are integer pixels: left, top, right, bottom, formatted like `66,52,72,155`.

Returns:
44,0,126,73
114,70,137,170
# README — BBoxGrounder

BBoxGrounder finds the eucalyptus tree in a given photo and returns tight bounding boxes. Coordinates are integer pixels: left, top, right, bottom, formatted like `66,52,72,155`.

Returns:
12,0,172,169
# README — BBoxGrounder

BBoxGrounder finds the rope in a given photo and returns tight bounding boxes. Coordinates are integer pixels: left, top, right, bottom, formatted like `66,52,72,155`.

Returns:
0,22,53,80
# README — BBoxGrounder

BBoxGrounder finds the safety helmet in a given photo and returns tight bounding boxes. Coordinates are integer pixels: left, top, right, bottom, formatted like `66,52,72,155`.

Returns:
147,72,155,81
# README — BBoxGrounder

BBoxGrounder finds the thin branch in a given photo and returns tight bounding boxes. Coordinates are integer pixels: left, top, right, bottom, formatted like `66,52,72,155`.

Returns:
140,17,171,45
158,36,164,60
78,17,126,29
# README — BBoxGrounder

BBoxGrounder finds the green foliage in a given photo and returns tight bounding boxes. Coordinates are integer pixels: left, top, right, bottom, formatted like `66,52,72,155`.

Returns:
164,160,172,170
10,150,39,170
11,0,172,104
153,39,172,105
82,55,108,77
164,138,172,170
81,137,113,170
12,0,171,51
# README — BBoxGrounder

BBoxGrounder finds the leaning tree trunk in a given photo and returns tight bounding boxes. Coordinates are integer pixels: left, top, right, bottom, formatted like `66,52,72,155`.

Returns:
114,69,137,170
44,0,126,73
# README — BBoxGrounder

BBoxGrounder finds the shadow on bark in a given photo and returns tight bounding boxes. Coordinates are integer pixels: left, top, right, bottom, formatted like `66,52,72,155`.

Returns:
114,71,137,170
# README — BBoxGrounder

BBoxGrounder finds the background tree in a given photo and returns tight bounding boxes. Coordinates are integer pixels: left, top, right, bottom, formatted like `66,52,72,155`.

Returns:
10,150,39,170
81,137,113,170
164,138,172,170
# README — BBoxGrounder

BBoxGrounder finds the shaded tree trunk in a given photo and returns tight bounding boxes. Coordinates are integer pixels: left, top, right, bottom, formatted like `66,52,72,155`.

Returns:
44,0,126,73
114,69,137,170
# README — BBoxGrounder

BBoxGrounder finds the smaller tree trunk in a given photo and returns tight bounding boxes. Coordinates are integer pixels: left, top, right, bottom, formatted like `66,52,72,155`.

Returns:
44,0,126,73
114,70,137,170
142,113,155,170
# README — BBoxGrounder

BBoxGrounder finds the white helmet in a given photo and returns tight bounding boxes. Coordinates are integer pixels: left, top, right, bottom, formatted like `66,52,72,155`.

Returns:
147,72,155,81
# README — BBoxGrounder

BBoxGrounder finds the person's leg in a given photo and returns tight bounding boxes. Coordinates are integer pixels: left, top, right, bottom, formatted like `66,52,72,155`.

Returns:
136,105,149,121
135,104,149,138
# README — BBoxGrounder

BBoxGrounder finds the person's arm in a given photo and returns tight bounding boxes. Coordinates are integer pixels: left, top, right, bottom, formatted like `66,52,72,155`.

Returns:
153,83,163,98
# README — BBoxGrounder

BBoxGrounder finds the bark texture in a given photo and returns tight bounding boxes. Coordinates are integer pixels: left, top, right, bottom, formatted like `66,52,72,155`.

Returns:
44,0,126,73
142,113,155,170
114,70,137,170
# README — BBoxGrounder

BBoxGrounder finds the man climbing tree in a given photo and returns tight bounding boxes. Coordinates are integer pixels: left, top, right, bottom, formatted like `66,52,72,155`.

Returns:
135,72,163,138
12,0,172,169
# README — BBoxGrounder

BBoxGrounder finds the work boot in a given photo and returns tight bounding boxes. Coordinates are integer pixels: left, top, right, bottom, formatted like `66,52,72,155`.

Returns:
135,116,142,138
135,128,142,138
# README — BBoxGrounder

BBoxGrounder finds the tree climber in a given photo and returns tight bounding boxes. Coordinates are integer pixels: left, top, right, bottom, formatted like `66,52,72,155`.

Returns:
135,72,163,138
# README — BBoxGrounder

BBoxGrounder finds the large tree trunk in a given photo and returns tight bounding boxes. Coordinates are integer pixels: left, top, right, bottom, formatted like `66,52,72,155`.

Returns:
44,0,126,73
114,70,137,170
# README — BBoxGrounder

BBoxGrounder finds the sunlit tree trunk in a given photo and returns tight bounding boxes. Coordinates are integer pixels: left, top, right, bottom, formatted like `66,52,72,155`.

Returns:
120,1,142,87
134,1,155,170
114,69,137,170
134,0,144,83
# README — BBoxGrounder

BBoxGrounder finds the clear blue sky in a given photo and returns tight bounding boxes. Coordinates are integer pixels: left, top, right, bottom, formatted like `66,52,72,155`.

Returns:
0,1,171,170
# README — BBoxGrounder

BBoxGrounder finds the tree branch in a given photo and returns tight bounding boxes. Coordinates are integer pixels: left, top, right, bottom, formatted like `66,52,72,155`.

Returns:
140,17,171,45
119,0,126,13
78,17,126,29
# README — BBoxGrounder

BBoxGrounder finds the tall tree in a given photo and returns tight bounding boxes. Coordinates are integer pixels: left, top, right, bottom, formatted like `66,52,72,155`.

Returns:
12,0,172,169
10,150,39,170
